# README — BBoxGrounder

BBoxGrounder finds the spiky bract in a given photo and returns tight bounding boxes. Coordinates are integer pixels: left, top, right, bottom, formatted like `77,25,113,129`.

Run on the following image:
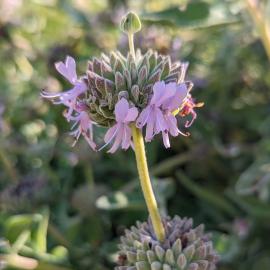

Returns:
116,216,219,270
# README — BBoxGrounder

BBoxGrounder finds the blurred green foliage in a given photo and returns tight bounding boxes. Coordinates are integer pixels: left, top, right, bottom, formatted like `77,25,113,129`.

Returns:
0,0,270,269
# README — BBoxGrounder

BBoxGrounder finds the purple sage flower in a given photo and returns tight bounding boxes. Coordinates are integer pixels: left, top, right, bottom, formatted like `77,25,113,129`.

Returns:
42,49,199,151
136,81,189,148
41,56,87,121
101,98,138,153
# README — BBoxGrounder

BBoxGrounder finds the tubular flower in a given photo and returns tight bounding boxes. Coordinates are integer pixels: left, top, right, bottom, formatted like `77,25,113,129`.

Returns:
41,56,87,121
136,81,189,148
102,98,138,153
179,95,204,128
69,103,96,150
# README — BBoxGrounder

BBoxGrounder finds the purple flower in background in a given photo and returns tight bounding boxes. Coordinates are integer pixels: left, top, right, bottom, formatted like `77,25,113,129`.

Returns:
136,81,189,148
101,98,138,153
0,104,5,132
41,56,86,121
69,103,96,150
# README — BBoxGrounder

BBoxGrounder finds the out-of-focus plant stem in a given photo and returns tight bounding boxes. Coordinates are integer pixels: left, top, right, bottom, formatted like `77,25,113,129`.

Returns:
0,146,18,182
131,125,165,242
10,230,30,254
176,170,238,216
48,224,72,249
151,152,191,176
246,0,270,60
0,254,38,270
0,254,72,270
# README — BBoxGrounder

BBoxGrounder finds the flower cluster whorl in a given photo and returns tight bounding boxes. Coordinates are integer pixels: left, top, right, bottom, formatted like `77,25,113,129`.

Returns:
85,49,190,126
116,216,219,270
42,50,199,152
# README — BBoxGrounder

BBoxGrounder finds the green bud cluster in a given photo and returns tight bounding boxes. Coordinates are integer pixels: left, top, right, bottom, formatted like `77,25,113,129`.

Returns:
116,216,219,270
84,50,191,127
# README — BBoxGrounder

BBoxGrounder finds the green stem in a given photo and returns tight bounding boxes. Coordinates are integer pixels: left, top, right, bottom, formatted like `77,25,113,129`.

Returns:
131,125,165,242
128,33,136,59
48,224,72,249
127,32,165,241
246,0,270,60
0,254,38,270
0,146,18,182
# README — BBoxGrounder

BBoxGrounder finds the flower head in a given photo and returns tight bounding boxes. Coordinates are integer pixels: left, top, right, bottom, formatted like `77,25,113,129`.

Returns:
136,81,189,148
117,216,219,270
101,98,138,153
42,46,199,151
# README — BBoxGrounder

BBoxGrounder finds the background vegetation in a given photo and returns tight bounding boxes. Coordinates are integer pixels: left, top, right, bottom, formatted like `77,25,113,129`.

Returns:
0,0,270,269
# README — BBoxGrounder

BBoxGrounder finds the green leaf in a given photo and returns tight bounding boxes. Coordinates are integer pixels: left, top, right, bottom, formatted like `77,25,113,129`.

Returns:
235,158,270,201
265,1,270,27
96,191,133,210
5,214,42,243
50,246,68,260
141,1,240,29
253,253,270,270
176,170,238,216
226,190,270,219
33,208,49,253
142,2,209,25
11,230,31,254
2,254,38,270
96,178,174,212
152,177,175,213
212,232,240,262
35,261,73,270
